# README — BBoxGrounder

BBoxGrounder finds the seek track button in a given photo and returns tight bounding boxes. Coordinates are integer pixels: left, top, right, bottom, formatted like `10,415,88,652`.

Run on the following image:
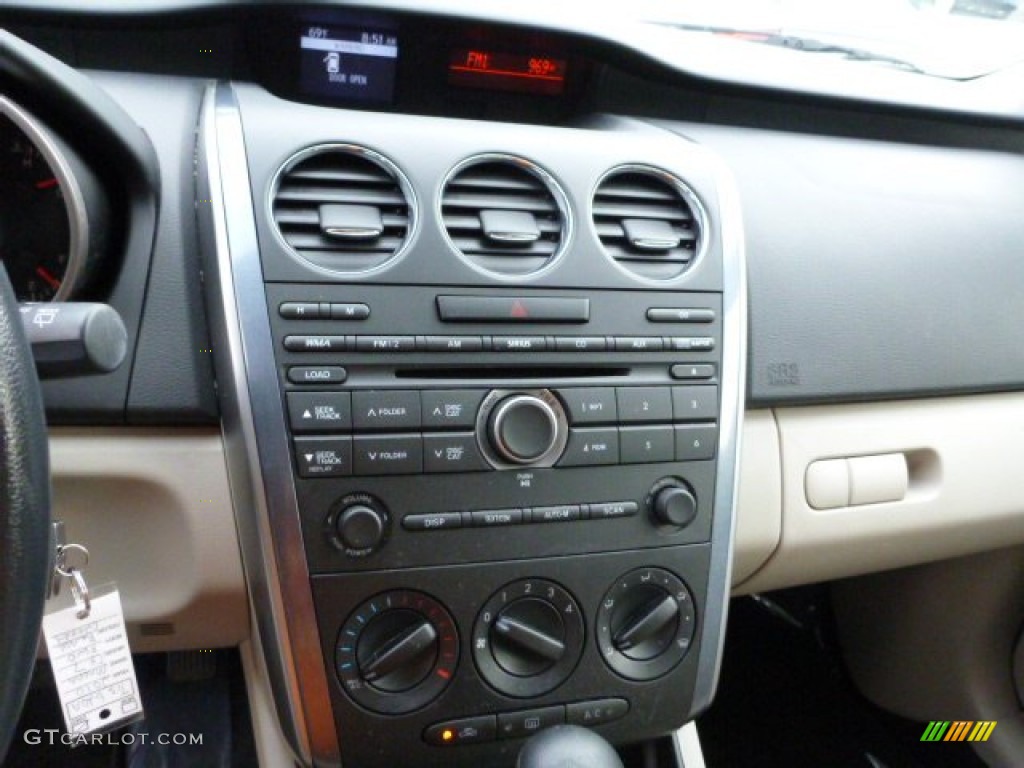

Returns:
287,392,352,433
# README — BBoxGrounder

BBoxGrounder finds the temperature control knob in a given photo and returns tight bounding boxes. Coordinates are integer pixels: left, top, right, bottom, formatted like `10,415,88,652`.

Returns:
336,590,458,715
473,579,583,698
597,568,696,681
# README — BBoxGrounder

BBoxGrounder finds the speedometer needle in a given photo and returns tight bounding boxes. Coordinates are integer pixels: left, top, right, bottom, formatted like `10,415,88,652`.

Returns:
36,266,61,290
35,178,59,190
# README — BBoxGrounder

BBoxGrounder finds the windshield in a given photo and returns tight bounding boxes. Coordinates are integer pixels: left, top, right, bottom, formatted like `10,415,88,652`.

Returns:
628,0,1024,79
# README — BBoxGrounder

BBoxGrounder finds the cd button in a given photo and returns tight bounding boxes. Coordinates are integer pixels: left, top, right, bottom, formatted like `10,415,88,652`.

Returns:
553,336,607,352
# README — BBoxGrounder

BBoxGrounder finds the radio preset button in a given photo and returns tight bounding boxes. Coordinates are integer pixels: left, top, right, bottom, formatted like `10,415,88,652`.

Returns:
672,385,718,421
422,390,485,429
353,390,421,431
559,428,619,467
675,424,718,461
287,392,352,433
617,387,672,423
423,433,488,473
287,366,347,385
353,435,423,475
555,388,617,425
620,426,675,464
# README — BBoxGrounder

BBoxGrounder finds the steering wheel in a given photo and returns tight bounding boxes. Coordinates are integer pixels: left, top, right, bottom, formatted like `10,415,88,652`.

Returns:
0,264,51,760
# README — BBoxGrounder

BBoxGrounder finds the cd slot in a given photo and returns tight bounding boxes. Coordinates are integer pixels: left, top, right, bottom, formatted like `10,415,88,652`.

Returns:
394,366,629,380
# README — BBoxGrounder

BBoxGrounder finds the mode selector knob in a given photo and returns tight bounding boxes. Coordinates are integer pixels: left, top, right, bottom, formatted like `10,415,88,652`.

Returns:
488,395,559,464
650,482,698,529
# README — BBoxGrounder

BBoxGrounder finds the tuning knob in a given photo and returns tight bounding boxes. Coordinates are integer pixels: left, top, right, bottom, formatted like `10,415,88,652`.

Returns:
489,395,558,464
650,481,698,529
478,390,568,469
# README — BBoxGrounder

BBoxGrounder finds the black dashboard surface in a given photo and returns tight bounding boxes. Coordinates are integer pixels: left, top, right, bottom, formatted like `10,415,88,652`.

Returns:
2,2,1023,416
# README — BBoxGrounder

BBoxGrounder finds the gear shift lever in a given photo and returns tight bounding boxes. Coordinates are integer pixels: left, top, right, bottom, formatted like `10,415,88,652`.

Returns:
517,724,624,768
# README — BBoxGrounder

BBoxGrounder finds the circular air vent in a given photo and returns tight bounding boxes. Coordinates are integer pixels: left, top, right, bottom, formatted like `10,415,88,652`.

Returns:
271,145,414,274
592,167,705,281
440,156,569,278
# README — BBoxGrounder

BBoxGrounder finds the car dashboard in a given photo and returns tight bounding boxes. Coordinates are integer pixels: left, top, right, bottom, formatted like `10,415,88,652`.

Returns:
2,1,1024,766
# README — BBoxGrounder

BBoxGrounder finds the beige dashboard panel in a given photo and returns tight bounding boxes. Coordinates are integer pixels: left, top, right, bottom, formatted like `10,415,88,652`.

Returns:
49,428,249,652
731,409,781,587
741,393,1024,592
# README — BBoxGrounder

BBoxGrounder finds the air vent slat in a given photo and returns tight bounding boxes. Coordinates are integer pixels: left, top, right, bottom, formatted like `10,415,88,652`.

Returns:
443,213,560,234
591,201,692,221
271,147,410,273
442,191,557,214
275,186,406,207
441,159,565,276
592,168,702,281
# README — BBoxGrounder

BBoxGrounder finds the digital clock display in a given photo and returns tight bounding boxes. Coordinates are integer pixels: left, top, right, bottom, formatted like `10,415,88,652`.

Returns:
448,48,567,96
299,21,399,103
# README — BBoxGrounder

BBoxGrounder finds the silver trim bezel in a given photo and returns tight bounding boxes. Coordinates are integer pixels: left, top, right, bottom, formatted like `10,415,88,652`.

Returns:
589,163,711,285
266,142,419,278
199,84,340,767
437,152,574,282
0,95,90,302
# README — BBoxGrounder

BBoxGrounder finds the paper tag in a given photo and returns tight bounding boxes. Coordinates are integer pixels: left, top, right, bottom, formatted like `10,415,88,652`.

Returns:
42,588,144,736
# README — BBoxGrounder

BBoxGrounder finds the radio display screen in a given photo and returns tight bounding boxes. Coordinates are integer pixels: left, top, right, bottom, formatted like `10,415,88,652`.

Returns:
299,21,399,104
448,48,567,96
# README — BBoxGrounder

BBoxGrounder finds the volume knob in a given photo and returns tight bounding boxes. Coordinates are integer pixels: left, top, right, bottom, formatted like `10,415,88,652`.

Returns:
488,395,559,464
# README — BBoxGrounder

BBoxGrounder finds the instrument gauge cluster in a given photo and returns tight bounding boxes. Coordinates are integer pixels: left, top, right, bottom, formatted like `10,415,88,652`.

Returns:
0,96,107,302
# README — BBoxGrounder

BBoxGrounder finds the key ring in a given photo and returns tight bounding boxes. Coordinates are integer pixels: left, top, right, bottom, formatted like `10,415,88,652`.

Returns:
56,543,89,577
69,569,91,620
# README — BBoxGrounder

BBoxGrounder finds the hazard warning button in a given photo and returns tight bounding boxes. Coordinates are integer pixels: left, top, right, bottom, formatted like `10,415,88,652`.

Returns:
436,295,590,323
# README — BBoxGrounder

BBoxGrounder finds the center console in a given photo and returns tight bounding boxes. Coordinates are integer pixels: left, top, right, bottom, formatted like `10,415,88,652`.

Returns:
199,81,745,767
